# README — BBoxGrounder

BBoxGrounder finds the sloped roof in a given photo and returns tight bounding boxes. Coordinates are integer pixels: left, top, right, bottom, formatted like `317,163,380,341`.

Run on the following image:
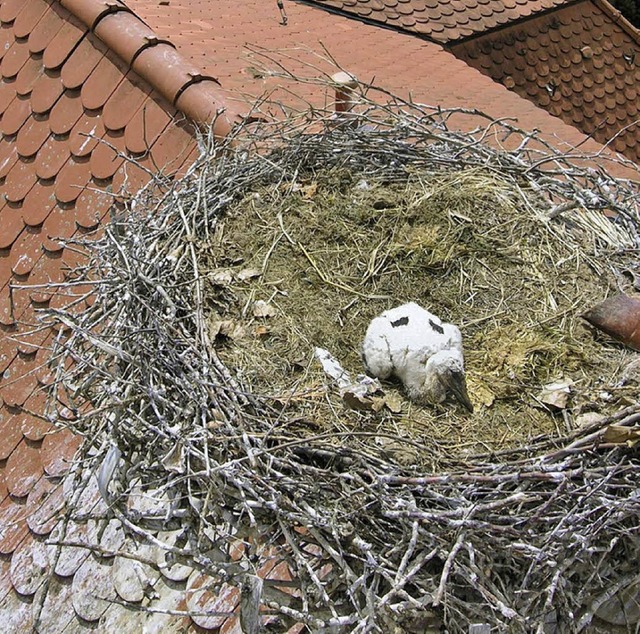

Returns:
451,0,640,163
0,0,243,631
303,0,569,43
129,0,626,167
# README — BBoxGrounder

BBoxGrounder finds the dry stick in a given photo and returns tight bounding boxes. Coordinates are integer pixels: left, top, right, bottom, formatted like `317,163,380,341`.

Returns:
44,83,640,633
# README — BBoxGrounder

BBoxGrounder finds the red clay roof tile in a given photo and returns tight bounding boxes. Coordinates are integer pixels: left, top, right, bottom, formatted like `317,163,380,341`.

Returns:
4,437,42,497
21,180,57,227
0,95,32,136
0,494,29,555
41,206,78,252
80,52,124,109
30,70,65,114
10,228,42,276
306,0,570,43
9,533,49,595
25,477,64,535
0,209,24,251
27,5,64,55
49,88,84,135
0,0,25,25
4,158,38,204
35,136,71,180
450,0,640,163
14,57,44,97
0,409,23,461
60,35,106,90
54,156,92,203
123,97,172,154
42,17,87,71
1,39,32,80
40,428,82,477
12,0,50,40
101,71,150,130
15,115,50,158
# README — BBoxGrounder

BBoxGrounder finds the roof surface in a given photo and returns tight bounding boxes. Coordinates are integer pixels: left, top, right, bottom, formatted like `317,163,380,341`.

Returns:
0,0,245,631
128,0,622,163
304,0,569,43
451,0,640,163
1,0,638,632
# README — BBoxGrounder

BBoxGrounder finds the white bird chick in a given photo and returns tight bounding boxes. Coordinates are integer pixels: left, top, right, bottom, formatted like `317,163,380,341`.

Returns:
362,302,473,412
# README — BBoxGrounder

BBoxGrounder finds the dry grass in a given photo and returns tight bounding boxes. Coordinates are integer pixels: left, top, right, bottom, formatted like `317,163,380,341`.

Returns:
198,166,635,465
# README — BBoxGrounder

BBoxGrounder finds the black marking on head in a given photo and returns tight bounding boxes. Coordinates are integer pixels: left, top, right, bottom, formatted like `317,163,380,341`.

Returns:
429,319,444,334
391,316,409,328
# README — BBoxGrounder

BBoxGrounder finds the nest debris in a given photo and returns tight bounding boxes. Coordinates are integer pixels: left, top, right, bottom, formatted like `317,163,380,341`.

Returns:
43,89,640,633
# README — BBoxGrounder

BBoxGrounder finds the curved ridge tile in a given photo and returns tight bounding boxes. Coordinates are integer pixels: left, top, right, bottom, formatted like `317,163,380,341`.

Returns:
64,1,237,132
93,11,172,66
60,0,131,31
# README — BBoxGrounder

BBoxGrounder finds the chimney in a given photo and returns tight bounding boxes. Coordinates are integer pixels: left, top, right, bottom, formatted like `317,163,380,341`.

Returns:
332,71,358,118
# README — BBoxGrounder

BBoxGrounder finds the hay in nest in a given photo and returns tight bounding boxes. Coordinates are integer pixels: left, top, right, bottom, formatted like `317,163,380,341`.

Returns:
45,89,640,633
201,163,634,467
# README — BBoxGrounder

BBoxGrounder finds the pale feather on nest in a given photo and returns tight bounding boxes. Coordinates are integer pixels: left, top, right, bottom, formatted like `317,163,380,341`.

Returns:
362,302,473,412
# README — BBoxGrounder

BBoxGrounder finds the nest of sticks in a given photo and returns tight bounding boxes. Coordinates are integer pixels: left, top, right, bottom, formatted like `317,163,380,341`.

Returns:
46,89,640,632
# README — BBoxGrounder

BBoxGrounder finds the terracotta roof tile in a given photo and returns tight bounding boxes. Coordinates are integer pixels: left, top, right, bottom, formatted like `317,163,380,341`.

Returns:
35,136,71,180
30,70,65,114
306,0,571,43
0,494,29,555
15,58,45,97
102,71,151,130
9,533,49,595
15,115,50,158
21,180,57,227
4,438,42,497
0,409,23,461
60,34,106,90
80,52,124,109
0,95,32,136
41,17,87,71
450,0,640,163
27,5,65,55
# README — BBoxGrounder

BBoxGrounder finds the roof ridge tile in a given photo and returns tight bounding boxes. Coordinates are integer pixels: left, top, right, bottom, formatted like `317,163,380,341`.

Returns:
60,1,239,136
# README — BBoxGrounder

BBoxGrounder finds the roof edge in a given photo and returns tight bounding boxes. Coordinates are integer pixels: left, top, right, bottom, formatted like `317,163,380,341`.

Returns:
593,0,640,45
58,0,240,137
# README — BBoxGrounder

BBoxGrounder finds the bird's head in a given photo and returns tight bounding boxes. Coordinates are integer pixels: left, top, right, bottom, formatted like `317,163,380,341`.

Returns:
426,350,473,413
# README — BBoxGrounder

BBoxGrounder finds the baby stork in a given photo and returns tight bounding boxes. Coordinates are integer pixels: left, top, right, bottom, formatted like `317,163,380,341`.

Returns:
362,302,473,412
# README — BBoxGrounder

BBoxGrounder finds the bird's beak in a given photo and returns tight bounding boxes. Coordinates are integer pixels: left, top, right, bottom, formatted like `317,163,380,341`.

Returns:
442,370,474,413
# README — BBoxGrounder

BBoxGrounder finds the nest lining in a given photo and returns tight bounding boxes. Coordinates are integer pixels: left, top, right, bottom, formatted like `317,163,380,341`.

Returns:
46,94,640,633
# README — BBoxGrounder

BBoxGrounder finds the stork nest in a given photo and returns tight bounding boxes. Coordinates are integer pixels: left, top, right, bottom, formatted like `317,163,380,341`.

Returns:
46,88,640,633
